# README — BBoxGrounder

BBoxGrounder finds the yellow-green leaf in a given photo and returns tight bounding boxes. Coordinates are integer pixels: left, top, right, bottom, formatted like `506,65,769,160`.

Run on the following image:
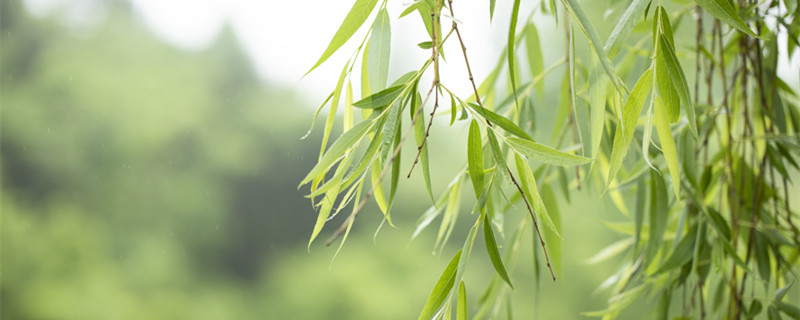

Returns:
300,119,375,186
307,0,380,75
654,96,680,197
419,250,462,320
515,154,561,239
506,137,592,167
525,23,544,97
607,68,653,183
468,120,485,198
695,0,758,37
658,35,698,137
368,9,391,92
457,281,467,320
354,85,405,109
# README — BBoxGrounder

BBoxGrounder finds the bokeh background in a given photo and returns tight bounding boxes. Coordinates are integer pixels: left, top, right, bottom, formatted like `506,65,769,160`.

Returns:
3,0,797,319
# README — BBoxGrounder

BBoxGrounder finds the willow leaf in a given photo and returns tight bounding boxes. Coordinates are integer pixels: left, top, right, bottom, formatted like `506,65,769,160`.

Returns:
655,44,680,123
560,0,627,93
604,0,650,58
470,103,534,141
655,227,697,274
484,214,514,288
371,159,390,219
695,0,758,37
419,250,462,320
300,120,374,186
468,120,485,198
607,68,653,184
525,23,544,97
321,62,351,160
307,0,380,74
659,35,697,137
508,0,522,110
515,154,561,239
354,85,406,109
309,182,343,248
506,137,591,167
368,9,391,92
457,281,467,320
590,78,607,160
654,96,680,197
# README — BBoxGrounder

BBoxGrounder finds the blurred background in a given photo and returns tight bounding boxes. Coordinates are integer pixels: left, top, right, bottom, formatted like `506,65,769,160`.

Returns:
3,0,796,319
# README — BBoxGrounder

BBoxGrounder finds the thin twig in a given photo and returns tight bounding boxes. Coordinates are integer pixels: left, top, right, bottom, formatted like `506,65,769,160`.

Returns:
408,3,442,178
505,166,556,281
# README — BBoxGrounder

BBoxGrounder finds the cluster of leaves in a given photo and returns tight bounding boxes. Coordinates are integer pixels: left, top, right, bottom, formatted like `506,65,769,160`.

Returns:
300,0,800,318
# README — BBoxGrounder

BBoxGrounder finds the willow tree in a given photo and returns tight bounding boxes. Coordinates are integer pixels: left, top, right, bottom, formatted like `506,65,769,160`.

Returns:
300,0,800,318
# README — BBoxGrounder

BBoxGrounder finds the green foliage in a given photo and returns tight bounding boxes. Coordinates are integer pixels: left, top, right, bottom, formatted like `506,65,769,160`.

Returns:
303,0,800,318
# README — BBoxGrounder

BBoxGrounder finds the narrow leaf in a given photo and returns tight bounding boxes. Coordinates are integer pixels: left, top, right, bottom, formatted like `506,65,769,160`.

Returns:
300,120,375,186
525,23,544,97
307,0,380,74
604,0,650,58
468,120,485,198
695,0,758,37
484,214,514,288
508,0,522,111
659,35,698,137
561,0,627,92
354,85,406,109
654,96,680,197
419,250,463,320
607,68,653,184
368,9,392,92
457,281,467,320
506,137,592,167
469,103,534,141
515,154,561,239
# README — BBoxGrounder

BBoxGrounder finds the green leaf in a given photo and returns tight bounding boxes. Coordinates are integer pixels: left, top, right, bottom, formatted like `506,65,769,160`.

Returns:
654,96,680,197
354,85,406,109
586,238,634,264
655,227,697,274
604,0,650,58
659,35,698,137
590,78,607,160
647,170,668,266
560,0,627,93
695,0,758,37
775,281,794,302
468,120,485,198
307,0,380,74
483,214,513,288
457,281,467,320
320,62,351,161
607,68,653,184
400,1,425,18
368,9,392,92
515,154,561,239
655,40,680,123
754,232,772,282
508,0,522,111
450,94,457,126
489,0,496,21
777,302,800,319
300,120,375,186
506,137,591,167
419,250,462,320
469,103,534,141
525,23,544,97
